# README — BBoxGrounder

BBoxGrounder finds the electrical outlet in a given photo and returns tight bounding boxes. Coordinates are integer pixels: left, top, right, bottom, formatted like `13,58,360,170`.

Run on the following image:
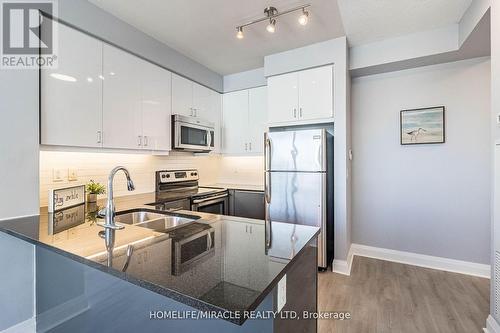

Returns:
68,169,78,181
52,169,64,182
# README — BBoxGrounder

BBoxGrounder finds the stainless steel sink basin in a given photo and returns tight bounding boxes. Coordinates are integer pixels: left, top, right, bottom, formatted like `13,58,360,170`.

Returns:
115,211,166,225
115,210,196,232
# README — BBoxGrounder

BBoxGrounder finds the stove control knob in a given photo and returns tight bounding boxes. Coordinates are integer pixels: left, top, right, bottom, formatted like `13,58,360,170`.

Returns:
166,174,170,178
193,172,197,176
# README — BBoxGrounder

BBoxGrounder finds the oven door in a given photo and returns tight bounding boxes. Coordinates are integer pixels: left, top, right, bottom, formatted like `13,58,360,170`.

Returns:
174,121,214,152
191,194,229,215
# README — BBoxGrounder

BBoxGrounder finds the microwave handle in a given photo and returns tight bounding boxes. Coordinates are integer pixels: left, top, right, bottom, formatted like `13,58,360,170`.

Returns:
206,130,212,148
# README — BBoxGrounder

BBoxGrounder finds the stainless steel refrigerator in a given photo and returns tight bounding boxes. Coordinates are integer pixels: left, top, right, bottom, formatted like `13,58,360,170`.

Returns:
264,127,334,270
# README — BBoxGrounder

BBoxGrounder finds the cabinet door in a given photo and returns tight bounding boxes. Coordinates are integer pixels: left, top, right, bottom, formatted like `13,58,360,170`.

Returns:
41,22,103,147
248,86,267,154
233,190,265,220
102,44,142,149
298,65,333,121
172,74,194,117
267,72,298,124
192,83,211,119
140,60,172,151
209,91,222,153
222,90,248,154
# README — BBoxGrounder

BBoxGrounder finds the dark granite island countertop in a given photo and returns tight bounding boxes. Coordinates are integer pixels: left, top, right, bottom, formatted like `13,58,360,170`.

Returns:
0,193,320,328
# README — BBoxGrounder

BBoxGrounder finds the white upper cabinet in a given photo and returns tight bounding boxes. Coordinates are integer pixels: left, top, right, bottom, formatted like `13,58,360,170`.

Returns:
172,74,213,119
209,90,222,153
248,87,267,154
267,72,298,124
222,87,267,155
102,44,142,150
193,82,212,119
41,21,103,148
222,90,248,154
140,60,172,151
298,66,333,121
172,74,193,117
267,65,333,124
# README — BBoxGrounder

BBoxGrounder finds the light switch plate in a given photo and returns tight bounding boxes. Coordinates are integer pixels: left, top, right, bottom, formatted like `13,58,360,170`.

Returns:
277,274,286,312
52,169,64,182
68,169,78,181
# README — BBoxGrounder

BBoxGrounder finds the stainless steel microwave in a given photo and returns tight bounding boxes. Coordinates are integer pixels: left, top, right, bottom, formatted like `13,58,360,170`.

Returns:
172,114,215,152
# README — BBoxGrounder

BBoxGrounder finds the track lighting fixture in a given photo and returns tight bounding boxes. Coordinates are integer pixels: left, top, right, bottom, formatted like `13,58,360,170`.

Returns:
298,8,309,26
235,4,310,39
236,26,244,39
266,18,276,33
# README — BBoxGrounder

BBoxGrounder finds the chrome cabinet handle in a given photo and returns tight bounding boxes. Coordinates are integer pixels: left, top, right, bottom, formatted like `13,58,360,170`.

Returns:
144,136,148,147
194,108,198,117
249,142,252,151
293,108,297,118
245,143,248,151
137,135,142,146
97,131,102,144
299,107,303,118
189,108,193,116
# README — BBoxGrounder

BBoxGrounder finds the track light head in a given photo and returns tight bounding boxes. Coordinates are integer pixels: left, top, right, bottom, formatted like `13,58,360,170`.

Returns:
266,19,276,33
298,8,309,25
236,26,244,39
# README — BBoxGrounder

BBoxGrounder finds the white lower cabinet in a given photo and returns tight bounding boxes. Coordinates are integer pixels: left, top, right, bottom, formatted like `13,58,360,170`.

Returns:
40,21,103,148
222,87,267,154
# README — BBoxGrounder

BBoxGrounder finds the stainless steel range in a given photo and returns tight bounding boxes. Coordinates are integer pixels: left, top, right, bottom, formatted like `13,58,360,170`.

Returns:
155,170,228,215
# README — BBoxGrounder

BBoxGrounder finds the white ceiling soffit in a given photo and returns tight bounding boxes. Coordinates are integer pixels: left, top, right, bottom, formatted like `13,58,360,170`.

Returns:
337,0,473,46
87,0,345,75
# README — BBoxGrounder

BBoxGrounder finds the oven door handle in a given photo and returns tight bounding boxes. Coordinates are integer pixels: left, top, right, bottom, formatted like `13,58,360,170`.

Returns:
192,193,228,204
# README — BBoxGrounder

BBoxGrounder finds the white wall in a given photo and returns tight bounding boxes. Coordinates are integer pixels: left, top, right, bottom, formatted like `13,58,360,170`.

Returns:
39,151,220,207
216,156,264,186
352,57,491,264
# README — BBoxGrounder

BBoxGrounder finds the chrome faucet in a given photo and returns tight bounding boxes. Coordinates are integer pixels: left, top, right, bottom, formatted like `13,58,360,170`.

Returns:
98,166,135,256
98,166,135,229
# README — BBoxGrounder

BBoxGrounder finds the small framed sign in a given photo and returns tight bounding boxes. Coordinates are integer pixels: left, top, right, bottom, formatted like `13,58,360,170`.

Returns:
400,106,445,145
48,185,85,213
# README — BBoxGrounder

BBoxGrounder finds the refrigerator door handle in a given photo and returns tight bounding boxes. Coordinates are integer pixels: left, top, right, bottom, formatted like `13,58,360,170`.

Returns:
264,133,272,251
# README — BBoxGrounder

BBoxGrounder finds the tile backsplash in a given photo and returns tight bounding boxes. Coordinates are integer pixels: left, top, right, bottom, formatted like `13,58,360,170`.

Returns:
40,151,265,207
39,150,220,207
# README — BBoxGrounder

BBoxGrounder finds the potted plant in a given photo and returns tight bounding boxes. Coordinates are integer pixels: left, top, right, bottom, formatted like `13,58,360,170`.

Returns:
86,180,105,203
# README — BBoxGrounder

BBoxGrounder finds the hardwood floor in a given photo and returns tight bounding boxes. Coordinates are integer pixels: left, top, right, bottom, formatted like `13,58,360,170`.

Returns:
318,256,490,333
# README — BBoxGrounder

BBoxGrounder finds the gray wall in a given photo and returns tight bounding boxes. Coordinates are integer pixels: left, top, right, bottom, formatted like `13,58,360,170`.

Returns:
223,68,266,93
0,233,35,331
57,0,222,91
351,57,491,264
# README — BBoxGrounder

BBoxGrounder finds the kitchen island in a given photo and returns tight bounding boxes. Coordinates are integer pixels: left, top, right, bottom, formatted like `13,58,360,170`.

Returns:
0,193,319,333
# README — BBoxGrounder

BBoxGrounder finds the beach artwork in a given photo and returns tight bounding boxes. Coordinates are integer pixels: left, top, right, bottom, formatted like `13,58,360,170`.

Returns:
400,107,445,145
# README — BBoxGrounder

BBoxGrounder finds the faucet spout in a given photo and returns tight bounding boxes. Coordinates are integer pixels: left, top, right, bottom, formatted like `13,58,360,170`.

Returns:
98,166,135,239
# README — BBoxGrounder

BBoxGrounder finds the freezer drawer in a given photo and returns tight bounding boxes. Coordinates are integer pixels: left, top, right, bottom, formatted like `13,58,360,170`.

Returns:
267,129,326,172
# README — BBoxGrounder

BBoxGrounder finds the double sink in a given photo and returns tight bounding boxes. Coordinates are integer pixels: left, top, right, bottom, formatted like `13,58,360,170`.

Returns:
114,209,198,232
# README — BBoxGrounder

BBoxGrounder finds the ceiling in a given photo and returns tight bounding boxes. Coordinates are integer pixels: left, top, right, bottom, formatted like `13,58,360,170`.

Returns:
88,0,475,75
87,0,345,75
337,0,473,46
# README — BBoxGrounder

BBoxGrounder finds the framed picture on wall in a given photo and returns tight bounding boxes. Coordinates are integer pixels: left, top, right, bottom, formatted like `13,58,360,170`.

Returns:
400,106,445,145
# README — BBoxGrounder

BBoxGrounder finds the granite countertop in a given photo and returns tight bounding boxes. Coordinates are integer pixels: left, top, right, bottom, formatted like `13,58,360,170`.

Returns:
0,192,319,325
204,183,265,192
